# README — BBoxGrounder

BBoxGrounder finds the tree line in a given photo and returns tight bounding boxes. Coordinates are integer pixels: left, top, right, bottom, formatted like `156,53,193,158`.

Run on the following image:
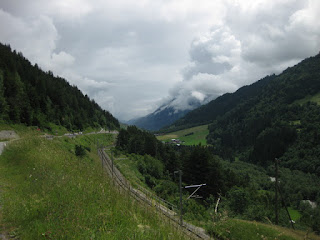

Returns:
0,43,119,130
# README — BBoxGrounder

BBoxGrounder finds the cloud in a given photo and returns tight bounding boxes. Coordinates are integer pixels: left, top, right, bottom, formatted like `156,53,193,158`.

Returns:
1,0,320,122
0,10,58,64
0,9,79,77
183,26,241,80
51,52,75,68
165,0,320,112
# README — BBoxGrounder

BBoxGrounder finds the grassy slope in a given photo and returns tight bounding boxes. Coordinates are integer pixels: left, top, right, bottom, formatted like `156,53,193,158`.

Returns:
0,131,184,239
112,153,148,189
157,125,209,145
207,218,320,240
294,92,320,105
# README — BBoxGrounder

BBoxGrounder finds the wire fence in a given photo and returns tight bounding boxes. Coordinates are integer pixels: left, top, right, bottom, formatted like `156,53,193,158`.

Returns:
98,147,211,240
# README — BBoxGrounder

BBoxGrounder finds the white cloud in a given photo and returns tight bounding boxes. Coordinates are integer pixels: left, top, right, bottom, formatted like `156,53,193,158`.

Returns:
0,10,58,64
165,0,320,113
0,9,78,76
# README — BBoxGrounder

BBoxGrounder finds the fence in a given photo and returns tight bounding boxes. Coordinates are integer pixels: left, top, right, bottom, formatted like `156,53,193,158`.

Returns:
98,147,211,240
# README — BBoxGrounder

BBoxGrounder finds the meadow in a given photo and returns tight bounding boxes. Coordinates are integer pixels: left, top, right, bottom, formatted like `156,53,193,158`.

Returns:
156,125,209,146
0,130,185,239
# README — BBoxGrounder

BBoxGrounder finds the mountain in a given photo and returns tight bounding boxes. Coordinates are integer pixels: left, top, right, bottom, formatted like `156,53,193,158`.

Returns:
165,53,320,175
129,98,202,131
0,43,119,130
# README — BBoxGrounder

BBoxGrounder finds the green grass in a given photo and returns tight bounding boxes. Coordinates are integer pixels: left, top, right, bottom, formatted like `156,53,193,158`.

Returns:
157,125,209,146
45,123,69,135
0,123,41,138
111,153,148,189
288,207,301,222
0,133,185,239
289,120,301,126
207,218,320,240
294,92,320,106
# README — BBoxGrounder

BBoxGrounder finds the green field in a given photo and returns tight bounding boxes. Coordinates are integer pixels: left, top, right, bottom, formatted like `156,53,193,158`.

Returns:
294,92,320,105
156,124,209,146
288,207,301,221
207,218,320,240
0,129,185,239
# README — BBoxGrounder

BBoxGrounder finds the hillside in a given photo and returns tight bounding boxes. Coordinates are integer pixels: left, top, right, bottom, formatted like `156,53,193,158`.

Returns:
164,74,275,131
0,128,185,239
0,43,119,131
114,125,320,237
166,53,320,131
164,54,320,172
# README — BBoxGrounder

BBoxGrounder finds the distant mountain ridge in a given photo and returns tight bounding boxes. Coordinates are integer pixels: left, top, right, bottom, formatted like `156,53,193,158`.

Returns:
128,102,192,131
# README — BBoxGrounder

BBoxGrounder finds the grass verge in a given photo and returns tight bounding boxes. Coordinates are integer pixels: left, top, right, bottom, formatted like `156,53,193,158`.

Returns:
207,218,320,240
0,134,185,239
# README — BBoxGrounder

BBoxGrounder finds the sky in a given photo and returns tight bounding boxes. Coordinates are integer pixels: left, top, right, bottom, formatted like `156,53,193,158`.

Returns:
0,0,320,121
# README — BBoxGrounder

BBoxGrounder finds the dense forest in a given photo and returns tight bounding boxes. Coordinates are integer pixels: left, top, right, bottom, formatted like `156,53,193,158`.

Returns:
116,125,320,233
0,43,119,130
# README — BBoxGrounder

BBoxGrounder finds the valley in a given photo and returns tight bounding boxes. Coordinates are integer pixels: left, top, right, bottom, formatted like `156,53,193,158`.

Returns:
1,36,320,239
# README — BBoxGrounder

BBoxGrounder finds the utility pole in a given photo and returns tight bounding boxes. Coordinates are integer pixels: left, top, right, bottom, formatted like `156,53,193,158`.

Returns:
174,169,206,227
275,158,279,225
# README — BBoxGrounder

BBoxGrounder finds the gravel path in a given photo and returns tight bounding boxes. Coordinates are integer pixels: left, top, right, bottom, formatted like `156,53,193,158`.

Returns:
0,131,18,140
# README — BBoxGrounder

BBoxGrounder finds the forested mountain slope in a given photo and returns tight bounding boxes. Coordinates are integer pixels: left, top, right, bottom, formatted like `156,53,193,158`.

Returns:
165,74,274,131
0,43,119,130
166,53,320,175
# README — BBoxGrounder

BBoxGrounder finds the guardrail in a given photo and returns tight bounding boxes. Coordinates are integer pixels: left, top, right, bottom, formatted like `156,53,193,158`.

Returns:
98,147,211,240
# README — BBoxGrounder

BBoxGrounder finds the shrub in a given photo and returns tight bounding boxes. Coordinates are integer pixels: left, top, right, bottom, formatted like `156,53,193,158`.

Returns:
75,145,86,157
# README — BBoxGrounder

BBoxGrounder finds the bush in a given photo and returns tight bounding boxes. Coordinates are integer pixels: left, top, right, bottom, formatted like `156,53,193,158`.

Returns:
227,187,250,215
145,174,157,188
154,180,177,199
75,145,86,157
